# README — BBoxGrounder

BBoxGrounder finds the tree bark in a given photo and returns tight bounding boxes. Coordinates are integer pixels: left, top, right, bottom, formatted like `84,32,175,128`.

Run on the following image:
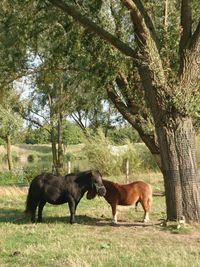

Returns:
156,115,200,222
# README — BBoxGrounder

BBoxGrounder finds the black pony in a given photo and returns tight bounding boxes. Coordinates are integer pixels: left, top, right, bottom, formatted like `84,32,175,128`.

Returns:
25,170,106,223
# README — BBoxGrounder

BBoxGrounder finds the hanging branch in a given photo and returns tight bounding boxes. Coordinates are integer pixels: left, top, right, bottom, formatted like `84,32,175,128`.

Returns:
179,21,200,91
48,0,137,58
106,85,160,157
131,0,160,49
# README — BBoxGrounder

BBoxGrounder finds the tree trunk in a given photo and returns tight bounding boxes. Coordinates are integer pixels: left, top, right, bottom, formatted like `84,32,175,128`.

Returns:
6,135,13,171
57,111,64,175
156,115,200,222
50,127,58,174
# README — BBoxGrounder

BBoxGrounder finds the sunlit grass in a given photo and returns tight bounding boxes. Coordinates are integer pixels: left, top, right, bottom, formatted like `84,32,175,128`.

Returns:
0,185,200,267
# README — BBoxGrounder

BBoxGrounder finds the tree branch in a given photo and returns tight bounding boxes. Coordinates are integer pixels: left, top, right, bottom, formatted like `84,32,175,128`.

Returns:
189,21,200,52
48,0,137,58
107,86,159,156
121,0,166,89
70,112,86,131
179,0,192,75
179,21,200,90
132,0,160,49
116,71,146,117
121,0,146,48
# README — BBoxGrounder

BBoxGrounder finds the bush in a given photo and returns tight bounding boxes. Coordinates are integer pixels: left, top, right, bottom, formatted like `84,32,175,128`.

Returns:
84,131,159,176
0,169,26,186
84,130,122,176
62,121,84,145
121,142,142,174
65,152,76,161
11,152,20,162
108,127,141,144
23,165,46,184
0,163,53,186
135,144,159,171
39,153,52,162
27,154,38,162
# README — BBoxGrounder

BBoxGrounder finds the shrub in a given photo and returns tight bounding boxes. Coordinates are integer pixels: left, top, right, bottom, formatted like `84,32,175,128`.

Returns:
23,165,45,184
27,153,38,162
134,143,159,171
27,152,52,163
0,169,26,186
84,132,159,176
84,130,122,176
39,153,52,162
11,152,20,162
65,152,76,161
108,127,141,144
121,142,142,174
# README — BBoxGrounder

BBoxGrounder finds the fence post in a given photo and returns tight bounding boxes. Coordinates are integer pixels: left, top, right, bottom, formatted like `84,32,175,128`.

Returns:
67,161,71,174
125,158,129,183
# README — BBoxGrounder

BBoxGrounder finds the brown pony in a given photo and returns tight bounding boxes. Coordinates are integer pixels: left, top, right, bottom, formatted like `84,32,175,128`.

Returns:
87,179,152,223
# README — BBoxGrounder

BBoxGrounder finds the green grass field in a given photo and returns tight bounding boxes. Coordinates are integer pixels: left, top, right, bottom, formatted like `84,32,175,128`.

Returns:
1,142,200,266
0,177,200,267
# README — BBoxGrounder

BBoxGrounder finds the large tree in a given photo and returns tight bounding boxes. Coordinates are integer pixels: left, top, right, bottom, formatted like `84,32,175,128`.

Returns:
46,0,200,222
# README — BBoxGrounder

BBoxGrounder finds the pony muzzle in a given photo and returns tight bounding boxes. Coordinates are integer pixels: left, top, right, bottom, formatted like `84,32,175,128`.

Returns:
94,184,106,197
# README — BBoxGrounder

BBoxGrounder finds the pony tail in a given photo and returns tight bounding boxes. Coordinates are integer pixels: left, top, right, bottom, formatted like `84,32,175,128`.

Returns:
25,185,35,215
25,177,43,215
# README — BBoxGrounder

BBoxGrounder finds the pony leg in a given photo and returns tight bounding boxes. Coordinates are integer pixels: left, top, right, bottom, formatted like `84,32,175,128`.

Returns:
143,212,150,223
37,200,46,223
135,200,140,211
141,200,150,223
111,204,118,224
68,199,76,224
30,203,37,223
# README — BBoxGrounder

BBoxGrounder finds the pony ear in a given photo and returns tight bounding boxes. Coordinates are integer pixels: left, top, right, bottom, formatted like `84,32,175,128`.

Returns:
86,190,97,200
90,170,101,177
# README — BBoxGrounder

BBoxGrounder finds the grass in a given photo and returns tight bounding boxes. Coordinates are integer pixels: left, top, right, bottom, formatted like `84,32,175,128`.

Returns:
0,140,200,266
0,183,200,267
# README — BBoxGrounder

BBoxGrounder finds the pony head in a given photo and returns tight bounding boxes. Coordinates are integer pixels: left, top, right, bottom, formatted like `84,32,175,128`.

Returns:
90,170,106,197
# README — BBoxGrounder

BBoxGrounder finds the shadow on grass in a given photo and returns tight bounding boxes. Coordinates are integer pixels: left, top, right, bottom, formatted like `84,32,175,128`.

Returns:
0,207,101,225
0,207,157,228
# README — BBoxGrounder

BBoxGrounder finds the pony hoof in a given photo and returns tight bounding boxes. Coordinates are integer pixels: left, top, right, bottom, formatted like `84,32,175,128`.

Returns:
143,219,149,223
